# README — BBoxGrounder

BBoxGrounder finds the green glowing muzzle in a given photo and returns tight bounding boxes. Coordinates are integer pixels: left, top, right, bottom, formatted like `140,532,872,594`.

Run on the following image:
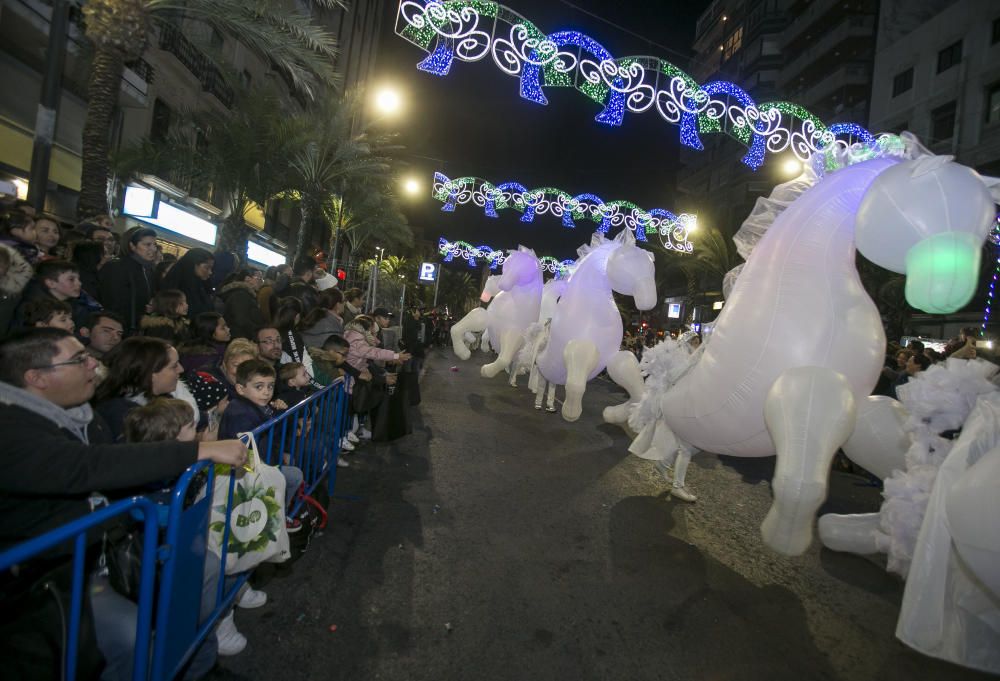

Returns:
905,231,981,314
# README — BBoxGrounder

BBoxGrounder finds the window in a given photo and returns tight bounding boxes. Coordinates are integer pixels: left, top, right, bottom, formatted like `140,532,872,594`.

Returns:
930,100,957,142
892,68,913,97
987,83,1000,125
723,26,744,60
937,40,962,73
150,98,172,142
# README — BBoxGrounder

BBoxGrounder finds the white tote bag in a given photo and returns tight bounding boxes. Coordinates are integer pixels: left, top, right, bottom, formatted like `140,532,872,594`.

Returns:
207,432,291,574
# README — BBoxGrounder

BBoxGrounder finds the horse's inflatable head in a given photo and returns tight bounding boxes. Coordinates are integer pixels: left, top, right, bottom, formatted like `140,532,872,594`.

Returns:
607,230,657,310
498,246,540,290
481,275,502,301
855,155,996,314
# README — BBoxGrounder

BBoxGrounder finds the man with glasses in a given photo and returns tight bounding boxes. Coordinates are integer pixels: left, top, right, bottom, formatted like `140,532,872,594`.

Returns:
0,328,247,678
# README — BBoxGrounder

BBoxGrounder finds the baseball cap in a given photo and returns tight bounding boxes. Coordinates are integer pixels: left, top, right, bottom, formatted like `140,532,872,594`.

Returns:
372,307,393,318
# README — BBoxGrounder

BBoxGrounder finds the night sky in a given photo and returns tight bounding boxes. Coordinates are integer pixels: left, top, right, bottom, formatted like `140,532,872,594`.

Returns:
371,0,712,262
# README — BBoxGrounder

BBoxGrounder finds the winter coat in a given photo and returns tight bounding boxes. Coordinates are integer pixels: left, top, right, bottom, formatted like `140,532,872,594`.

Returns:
0,242,33,334
218,396,277,441
310,347,359,385
0,387,198,551
300,310,344,348
0,235,40,266
344,324,399,373
949,340,976,360
257,280,279,325
99,255,154,333
13,280,102,334
177,340,226,375
219,281,266,340
139,313,190,343
402,316,427,358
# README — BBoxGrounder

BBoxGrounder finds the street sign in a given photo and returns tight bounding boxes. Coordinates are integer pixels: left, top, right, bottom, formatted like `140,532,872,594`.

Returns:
418,262,438,283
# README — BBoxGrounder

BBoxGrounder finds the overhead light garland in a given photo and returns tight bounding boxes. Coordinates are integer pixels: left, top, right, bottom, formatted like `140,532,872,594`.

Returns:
433,171,696,253
396,1,876,169
981,215,1000,335
438,237,574,276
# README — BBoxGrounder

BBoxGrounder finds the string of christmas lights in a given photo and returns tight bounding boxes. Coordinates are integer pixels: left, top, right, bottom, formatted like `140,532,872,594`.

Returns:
981,216,1000,334
438,237,574,276
397,1,876,169
433,171,696,253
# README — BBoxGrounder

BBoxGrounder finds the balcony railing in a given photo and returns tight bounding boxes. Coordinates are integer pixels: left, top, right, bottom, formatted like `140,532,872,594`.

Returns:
157,23,234,108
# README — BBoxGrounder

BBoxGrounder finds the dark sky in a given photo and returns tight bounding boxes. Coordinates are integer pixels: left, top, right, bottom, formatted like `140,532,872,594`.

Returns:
371,0,712,262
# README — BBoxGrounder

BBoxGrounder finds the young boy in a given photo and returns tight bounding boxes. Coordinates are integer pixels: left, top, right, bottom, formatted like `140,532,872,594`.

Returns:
22,297,74,332
276,361,313,407
219,358,305,501
124,396,266,658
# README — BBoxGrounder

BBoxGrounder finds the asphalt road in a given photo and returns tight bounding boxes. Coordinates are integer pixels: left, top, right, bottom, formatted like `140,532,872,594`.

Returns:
224,348,990,681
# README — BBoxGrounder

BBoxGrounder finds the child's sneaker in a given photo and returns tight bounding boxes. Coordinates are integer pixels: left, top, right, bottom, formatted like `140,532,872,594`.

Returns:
216,611,247,656
358,427,373,440
337,457,350,468
340,438,355,452
346,431,360,444
237,585,267,609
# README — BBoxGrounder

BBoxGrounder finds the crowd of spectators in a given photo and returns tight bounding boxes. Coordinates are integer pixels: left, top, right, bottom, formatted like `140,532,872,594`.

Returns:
0,200,430,679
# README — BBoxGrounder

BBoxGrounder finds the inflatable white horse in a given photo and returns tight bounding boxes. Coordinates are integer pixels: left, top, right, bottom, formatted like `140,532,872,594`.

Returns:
626,139,995,556
510,277,569,387
537,230,656,422
479,247,543,379
449,275,501,360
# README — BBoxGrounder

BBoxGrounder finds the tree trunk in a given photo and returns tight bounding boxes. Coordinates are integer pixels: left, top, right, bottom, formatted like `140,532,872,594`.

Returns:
295,197,320,264
78,48,124,220
218,216,249,256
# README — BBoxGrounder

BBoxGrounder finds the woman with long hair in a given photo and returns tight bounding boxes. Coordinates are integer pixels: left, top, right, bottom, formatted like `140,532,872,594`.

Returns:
161,248,216,319
140,289,191,343
177,311,231,374
94,336,187,442
299,287,345,348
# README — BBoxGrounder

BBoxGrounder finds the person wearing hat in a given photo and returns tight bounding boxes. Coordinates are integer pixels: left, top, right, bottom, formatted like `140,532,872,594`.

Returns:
98,226,158,334
372,307,399,352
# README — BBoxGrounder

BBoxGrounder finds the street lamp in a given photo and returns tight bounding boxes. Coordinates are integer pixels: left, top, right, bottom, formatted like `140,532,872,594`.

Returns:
374,87,402,116
403,178,421,195
781,157,803,178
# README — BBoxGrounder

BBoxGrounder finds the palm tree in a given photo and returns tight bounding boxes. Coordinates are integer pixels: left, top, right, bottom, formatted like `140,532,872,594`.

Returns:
115,88,301,252
337,178,413,268
678,227,743,313
287,90,399,262
78,0,342,219
436,268,480,316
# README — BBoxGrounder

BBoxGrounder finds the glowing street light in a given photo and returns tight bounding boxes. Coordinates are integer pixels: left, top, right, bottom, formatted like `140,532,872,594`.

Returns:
403,178,421,195
375,87,402,116
781,157,803,177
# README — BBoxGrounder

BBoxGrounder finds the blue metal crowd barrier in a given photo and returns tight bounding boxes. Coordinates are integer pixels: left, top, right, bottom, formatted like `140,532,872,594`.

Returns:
0,377,352,680
0,497,161,681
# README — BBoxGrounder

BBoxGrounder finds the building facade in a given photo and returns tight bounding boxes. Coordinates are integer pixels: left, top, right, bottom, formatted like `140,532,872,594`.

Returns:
0,0,385,264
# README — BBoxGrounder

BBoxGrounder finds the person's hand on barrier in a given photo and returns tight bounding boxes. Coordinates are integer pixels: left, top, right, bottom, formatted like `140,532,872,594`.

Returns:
198,440,248,467
360,370,372,381
271,398,288,411
386,374,398,386
397,351,412,363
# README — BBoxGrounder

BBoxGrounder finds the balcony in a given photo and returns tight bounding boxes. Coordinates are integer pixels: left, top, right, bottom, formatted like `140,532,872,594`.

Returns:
157,23,234,108
789,62,870,110
779,15,875,87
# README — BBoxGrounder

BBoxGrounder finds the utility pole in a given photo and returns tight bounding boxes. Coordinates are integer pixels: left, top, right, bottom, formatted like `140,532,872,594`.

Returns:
27,0,70,212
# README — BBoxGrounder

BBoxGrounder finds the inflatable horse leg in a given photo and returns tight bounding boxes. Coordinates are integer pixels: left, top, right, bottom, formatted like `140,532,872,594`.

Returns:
817,512,882,554
562,339,600,422
761,367,857,556
450,308,488,360
841,395,910,480
481,329,525,378
602,351,645,428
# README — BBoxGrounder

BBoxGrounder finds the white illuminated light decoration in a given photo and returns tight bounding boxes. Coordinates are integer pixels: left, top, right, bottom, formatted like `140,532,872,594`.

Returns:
247,241,286,267
433,171,696,253
396,2,876,168
438,237,574,276
123,185,218,246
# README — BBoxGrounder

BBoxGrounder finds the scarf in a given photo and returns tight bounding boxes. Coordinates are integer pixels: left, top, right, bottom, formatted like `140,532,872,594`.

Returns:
0,380,94,443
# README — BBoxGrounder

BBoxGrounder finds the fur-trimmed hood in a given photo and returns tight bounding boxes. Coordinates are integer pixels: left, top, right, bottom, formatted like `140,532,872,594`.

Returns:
0,242,32,295
218,280,257,298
